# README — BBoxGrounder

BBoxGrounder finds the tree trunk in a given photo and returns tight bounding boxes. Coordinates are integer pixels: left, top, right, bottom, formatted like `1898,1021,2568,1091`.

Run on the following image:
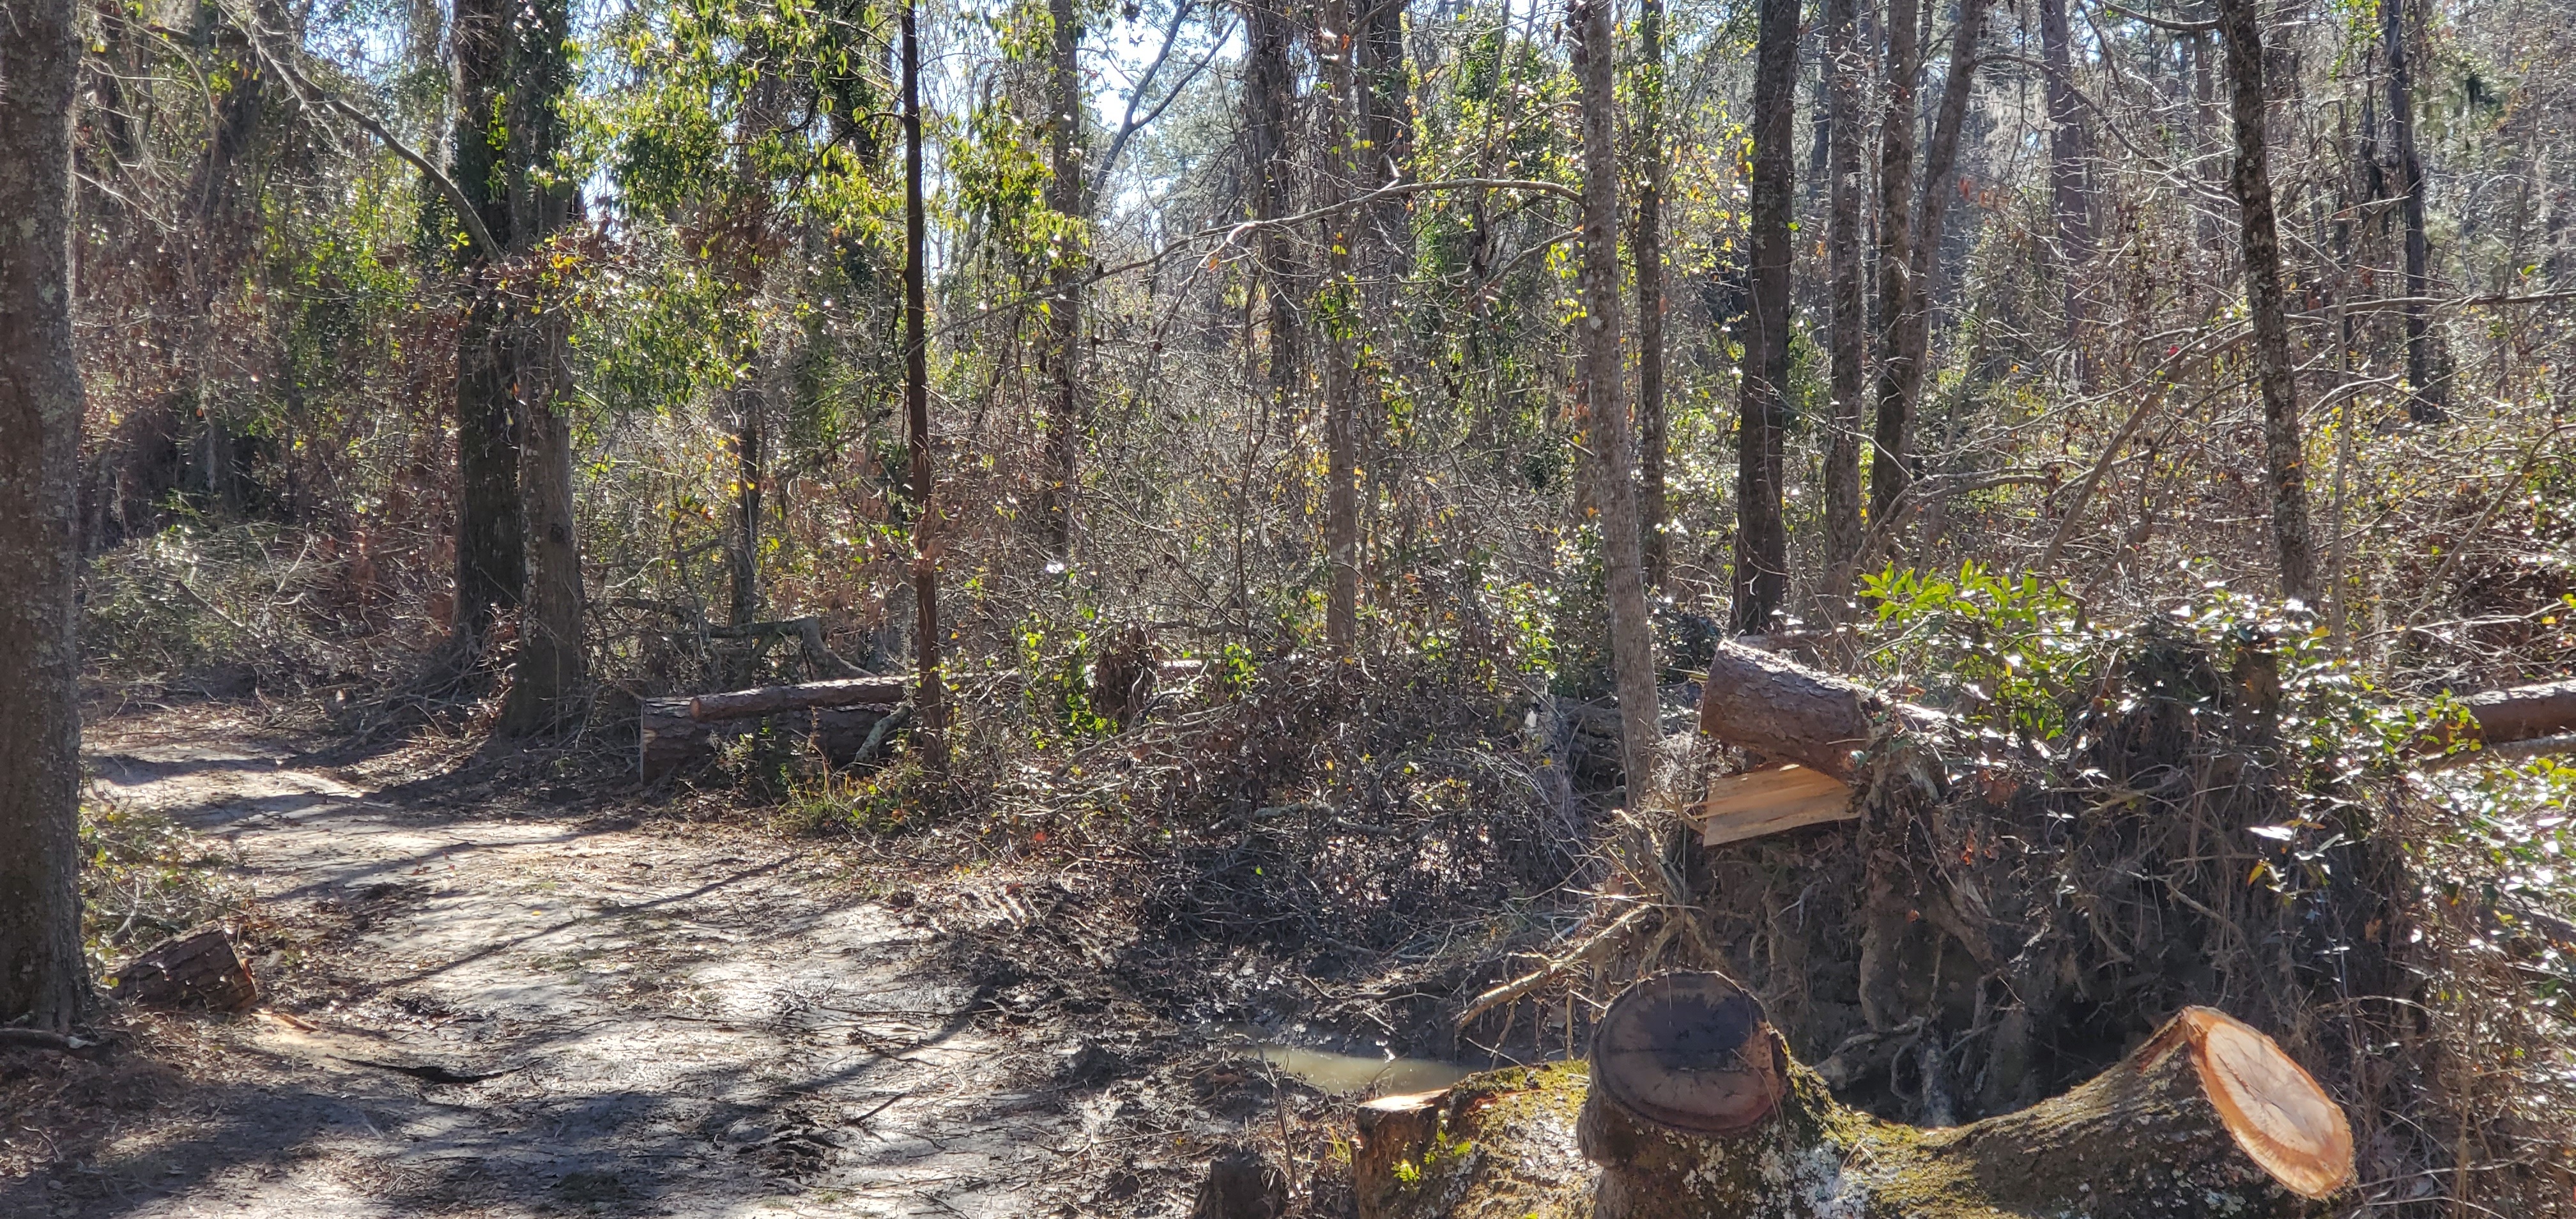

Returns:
494,0,585,733
2384,0,2443,421
1866,0,1921,526
1572,0,1662,801
1353,975,2354,1219
1871,0,1990,530
1634,0,1670,590
2037,0,2090,380
448,0,526,643
0,0,90,1033
729,375,765,629
1733,0,1798,635
901,0,947,767
2215,0,2319,603
1241,0,1300,411
1321,0,1361,657
1041,0,1086,556
1820,0,1867,594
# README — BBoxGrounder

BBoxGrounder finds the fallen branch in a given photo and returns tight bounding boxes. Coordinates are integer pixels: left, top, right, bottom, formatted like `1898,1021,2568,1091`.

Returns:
1455,904,1654,1028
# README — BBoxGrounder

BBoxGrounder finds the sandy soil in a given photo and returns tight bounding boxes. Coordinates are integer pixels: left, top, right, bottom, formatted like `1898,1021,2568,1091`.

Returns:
0,708,1282,1218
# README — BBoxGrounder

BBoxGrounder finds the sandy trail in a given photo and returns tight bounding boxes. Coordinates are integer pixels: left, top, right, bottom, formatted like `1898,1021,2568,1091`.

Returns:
10,711,1140,1219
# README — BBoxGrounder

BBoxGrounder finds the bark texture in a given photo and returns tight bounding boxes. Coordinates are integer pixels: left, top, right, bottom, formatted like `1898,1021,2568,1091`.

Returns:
1321,0,1361,657
114,926,259,1012
1634,0,1670,589
1572,0,1663,801
1820,0,1867,590
449,0,526,641
2383,0,2442,420
1695,640,1943,783
493,0,586,733
2216,0,2319,602
0,0,91,1032
1870,0,1991,528
901,1,947,763
1041,0,1086,555
1733,0,1798,634
1867,0,1921,526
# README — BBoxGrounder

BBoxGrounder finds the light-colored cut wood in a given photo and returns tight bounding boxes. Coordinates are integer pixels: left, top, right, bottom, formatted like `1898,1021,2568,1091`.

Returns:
1692,763,1855,846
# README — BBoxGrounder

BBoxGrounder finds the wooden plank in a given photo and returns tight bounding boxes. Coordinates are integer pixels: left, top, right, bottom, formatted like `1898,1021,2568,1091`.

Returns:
1690,763,1855,847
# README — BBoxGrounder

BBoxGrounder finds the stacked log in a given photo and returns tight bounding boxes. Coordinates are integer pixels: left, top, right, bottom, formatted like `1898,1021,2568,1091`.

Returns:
1353,973,2353,1219
639,675,907,780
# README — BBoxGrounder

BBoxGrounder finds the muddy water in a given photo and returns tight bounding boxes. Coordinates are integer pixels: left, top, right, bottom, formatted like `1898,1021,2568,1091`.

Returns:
1253,1043,1477,1096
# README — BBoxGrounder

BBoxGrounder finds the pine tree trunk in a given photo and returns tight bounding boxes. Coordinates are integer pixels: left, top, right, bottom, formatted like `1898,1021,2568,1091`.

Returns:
901,0,947,765
448,0,525,643
1321,0,1361,657
1041,0,1085,556
1820,0,1867,594
2038,0,2090,381
1866,0,1920,526
495,0,585,732
1572,0,1662,801
1871,0,1990,531
0,0,90,1033
2216,0,2319,602
1733,0,1797,634
1634,0,1671,591
2384,0,2442,420
1241,0,1301,411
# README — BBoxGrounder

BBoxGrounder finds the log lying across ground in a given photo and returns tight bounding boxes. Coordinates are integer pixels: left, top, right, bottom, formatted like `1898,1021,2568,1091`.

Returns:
640,675,907,780
114,925,259,1011
1352,972,2353,1219
1691,640,2576,843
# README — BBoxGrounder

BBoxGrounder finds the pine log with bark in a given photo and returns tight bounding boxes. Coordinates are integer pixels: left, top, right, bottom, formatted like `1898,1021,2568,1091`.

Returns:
1352,974,2354,1219
0,0,91,1032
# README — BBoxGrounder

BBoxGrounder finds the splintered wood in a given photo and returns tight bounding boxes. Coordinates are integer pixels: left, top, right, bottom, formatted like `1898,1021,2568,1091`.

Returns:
1690,763,1855,847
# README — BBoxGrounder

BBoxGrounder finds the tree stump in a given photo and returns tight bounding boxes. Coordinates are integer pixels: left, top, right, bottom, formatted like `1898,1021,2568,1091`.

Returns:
1353,972,2352,1219
115,925,257,1011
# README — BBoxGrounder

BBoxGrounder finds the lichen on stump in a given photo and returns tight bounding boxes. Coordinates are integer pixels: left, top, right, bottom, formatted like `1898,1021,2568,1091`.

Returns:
1351,973,2352,1219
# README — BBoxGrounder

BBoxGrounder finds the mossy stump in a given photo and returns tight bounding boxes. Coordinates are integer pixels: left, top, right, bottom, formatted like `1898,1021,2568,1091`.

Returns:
1350,973,2353,1219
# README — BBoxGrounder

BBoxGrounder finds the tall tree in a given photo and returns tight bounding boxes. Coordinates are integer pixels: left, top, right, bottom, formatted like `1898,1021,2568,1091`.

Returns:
0,0,90,1032
1039,0,1086,556
2215,0,2319,601
1572,0,1662,799
902,0,948,762
1241,0,1300,409
1634,0,1671,589
450,0,528,643
2384,0,2442,420
2037,0,2090,376
1869,0,1991,526
1734,0,1798,632
495,0,587,732
1866,0,1921,525
1321,0,1361,656
1821,0,1867,592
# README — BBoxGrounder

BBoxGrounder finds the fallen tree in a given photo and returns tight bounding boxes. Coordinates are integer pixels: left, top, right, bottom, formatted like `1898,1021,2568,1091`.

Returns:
640,675,908,779
1354,972,2351,1219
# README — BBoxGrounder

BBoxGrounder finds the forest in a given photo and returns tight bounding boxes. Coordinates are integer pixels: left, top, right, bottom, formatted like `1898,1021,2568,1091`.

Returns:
1,0,2574,1208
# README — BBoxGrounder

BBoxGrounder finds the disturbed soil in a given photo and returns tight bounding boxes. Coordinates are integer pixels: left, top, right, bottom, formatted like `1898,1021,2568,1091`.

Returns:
0,705,1349,1218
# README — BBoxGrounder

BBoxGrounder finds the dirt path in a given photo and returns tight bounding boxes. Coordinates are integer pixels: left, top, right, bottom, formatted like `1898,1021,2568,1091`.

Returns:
5,710,1214,1218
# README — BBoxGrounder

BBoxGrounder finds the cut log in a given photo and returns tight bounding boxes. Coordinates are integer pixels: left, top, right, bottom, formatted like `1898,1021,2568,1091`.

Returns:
640,697,900,780
2446,678,2576,751
1353,972,2352,1219
687,675,909,722
1690,762,1856,845
1696,641,1943,783
114,925,258,1012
